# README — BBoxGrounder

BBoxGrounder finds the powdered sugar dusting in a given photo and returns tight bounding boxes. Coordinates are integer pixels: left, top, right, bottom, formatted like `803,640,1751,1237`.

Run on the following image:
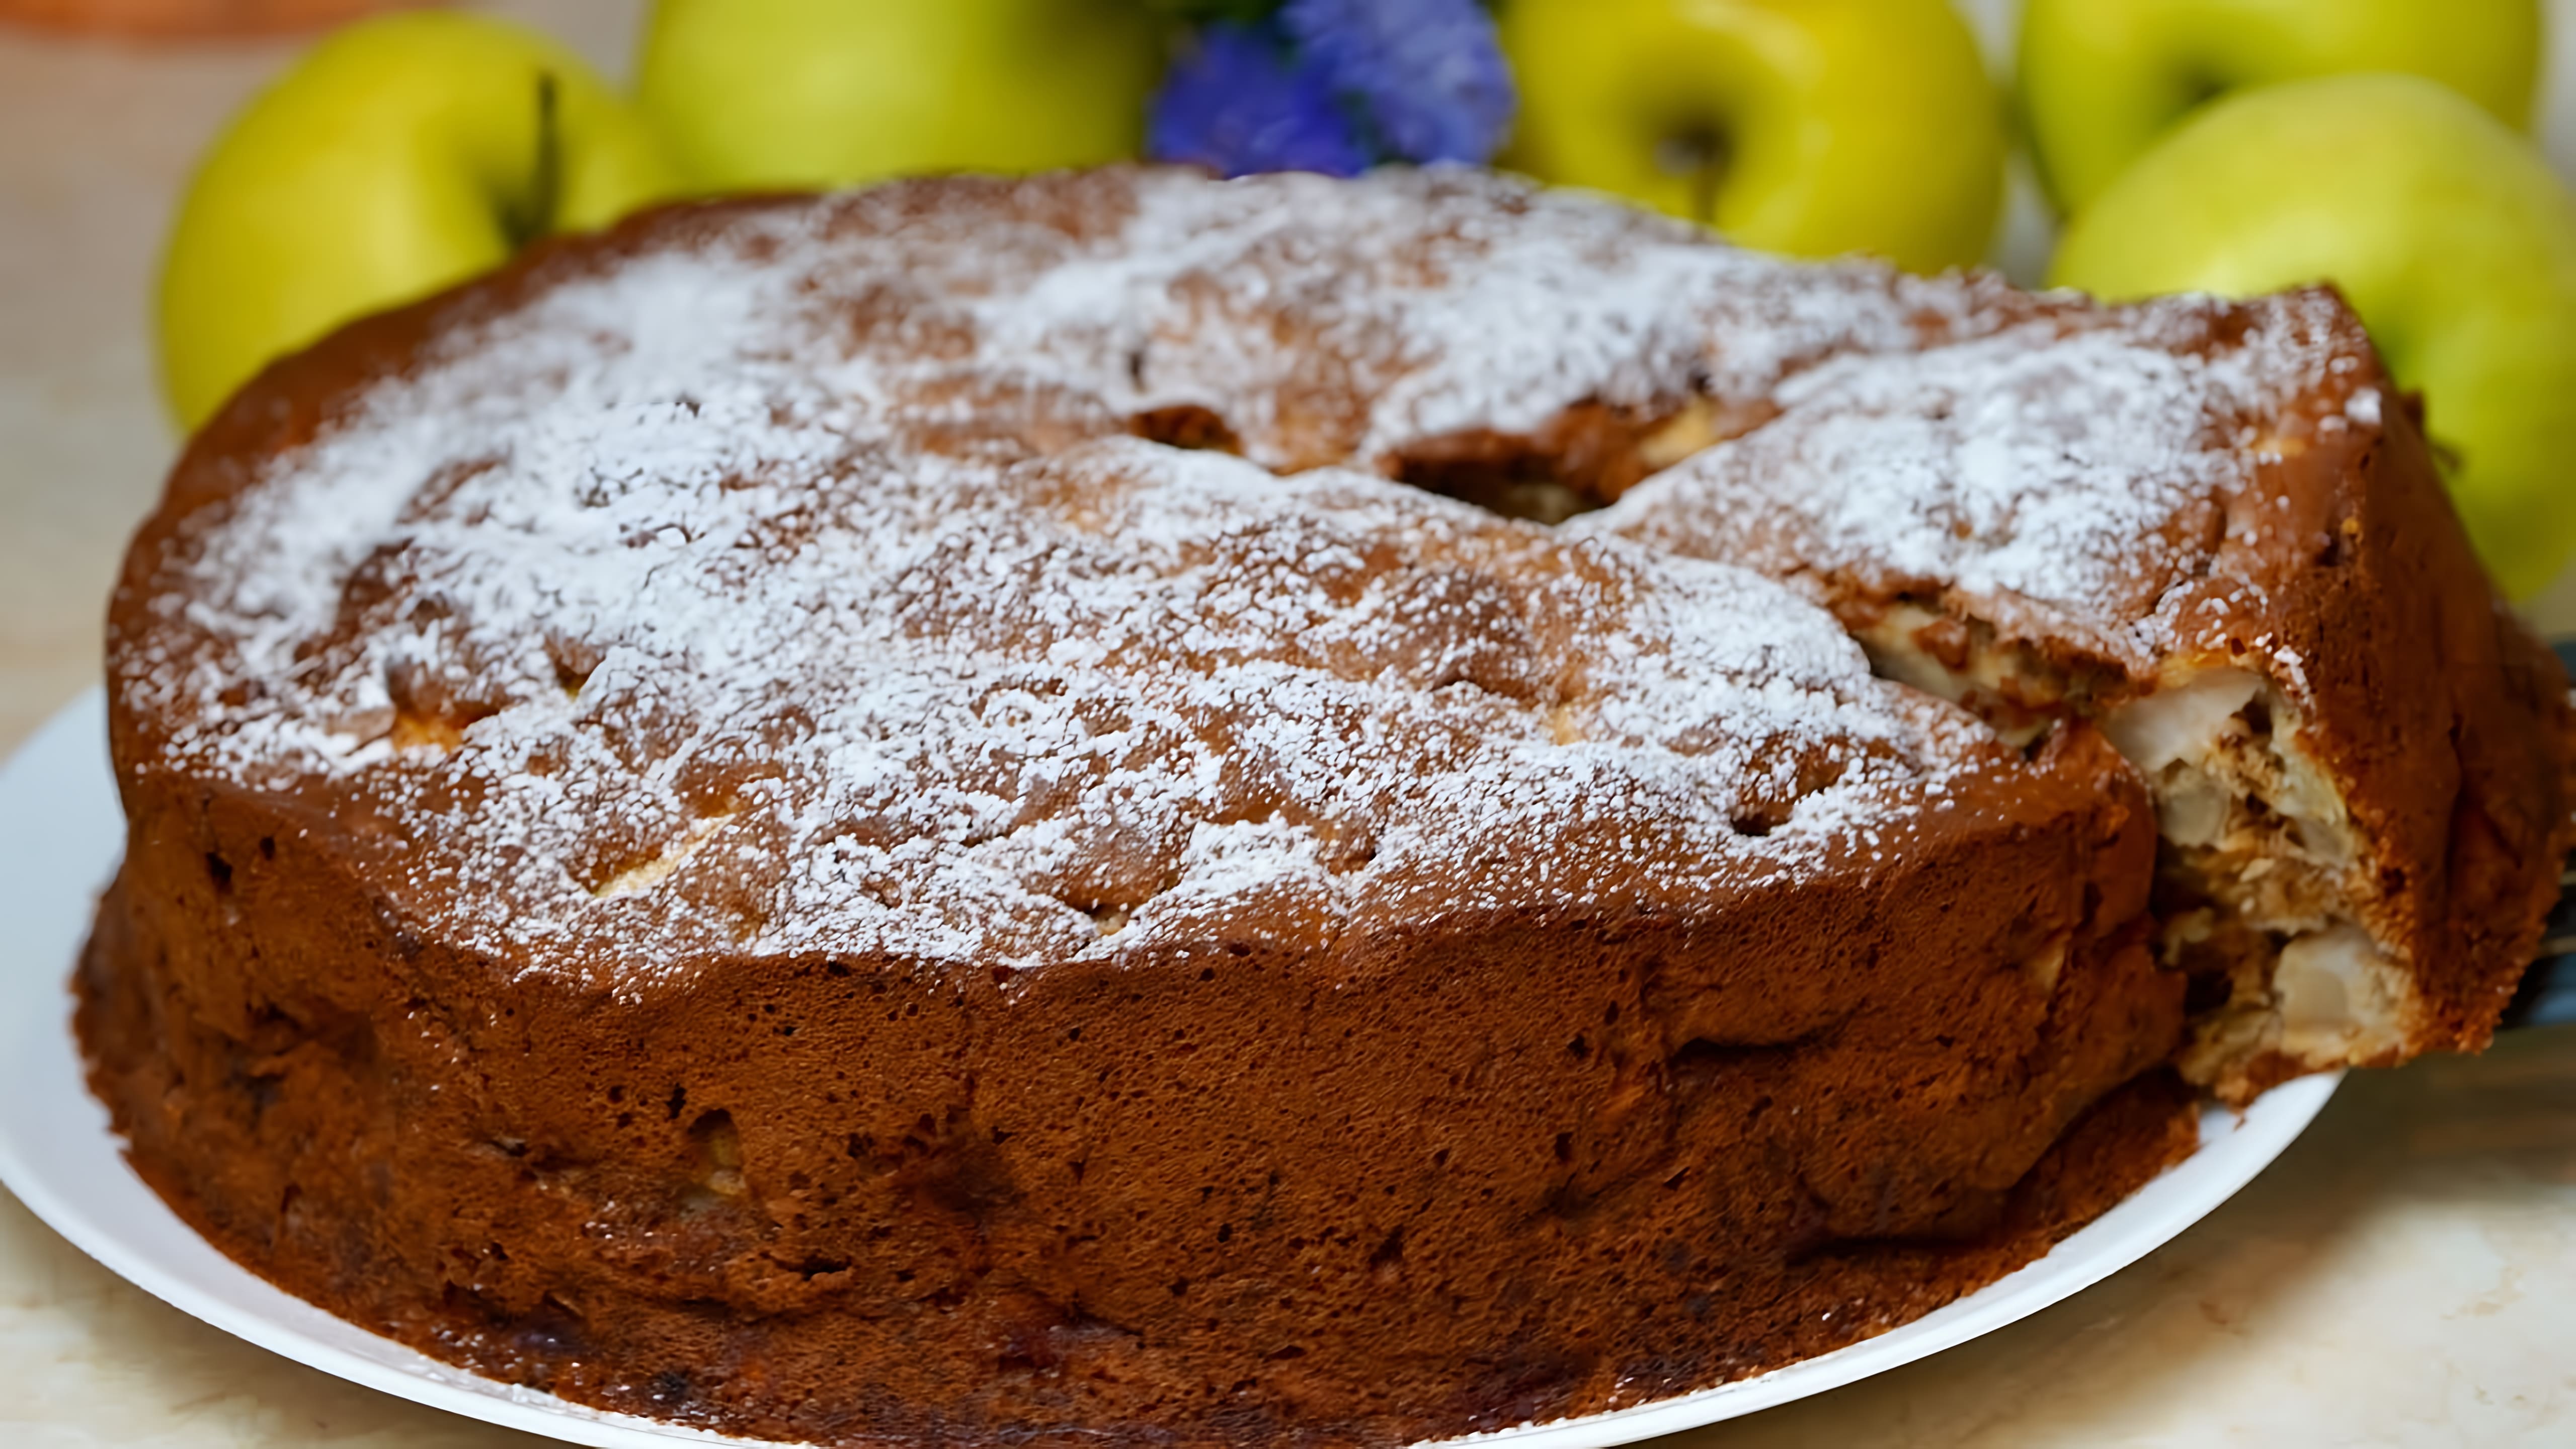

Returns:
116,168,2343,990
1586,326,2245,660
1583,287,2367,673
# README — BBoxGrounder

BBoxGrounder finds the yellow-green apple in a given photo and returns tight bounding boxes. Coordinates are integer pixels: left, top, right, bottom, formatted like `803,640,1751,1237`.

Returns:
157,11,676,432
635,0,1168,193
2051,73,2576,599
2019,0,2539,215
1496,0,2005,274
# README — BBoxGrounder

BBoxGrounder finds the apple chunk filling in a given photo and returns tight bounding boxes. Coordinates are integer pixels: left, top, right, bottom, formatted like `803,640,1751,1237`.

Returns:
1861,606,2408,1096
2105,669,2408,1090
1851,601,2112,747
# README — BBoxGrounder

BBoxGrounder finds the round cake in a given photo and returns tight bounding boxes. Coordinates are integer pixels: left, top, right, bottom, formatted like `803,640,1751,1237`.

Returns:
80,168,2571,1446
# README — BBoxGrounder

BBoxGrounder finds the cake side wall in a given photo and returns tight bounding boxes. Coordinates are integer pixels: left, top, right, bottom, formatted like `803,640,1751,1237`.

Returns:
2246,368,2576,1068
77,745,2184,1447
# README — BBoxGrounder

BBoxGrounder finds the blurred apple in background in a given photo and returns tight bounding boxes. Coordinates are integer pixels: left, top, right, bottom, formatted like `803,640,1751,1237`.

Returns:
2019,0,2540,215
2052,73,2576,599
636,0,1169,193
157,11,676,432
1497,0,2005,273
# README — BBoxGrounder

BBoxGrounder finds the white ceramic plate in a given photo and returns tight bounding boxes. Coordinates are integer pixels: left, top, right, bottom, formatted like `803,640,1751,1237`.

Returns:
0,688,2340,1447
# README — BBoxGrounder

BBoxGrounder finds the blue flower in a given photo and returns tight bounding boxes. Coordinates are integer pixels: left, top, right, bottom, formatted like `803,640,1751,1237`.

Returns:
1281,0,1516,165
1146,20,1374,178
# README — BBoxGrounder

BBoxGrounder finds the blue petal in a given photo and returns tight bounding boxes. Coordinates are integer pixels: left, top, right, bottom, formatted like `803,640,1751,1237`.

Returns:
1147,20,1375,178
1281,0,1516,165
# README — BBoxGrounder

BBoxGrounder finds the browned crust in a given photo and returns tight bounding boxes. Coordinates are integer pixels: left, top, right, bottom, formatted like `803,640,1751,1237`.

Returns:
82,708,2183,1444
2223,368,2576,1055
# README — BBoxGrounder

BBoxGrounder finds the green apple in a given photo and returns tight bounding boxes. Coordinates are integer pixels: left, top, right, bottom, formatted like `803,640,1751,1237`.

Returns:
2019,0,2539,216
635,0,1168,193
1496,0,2005,274
2051,74,2576,599
158,12,677,432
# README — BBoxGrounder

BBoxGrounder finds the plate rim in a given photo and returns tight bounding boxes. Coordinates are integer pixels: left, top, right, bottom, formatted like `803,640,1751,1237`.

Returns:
0,686,2343,1448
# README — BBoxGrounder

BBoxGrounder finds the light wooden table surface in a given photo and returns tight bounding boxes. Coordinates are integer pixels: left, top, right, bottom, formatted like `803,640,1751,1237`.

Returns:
4,5,2573,1446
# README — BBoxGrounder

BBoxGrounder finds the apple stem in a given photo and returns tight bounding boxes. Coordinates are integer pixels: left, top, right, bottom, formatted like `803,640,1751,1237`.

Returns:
1652,125,1733,227
510,71,565,252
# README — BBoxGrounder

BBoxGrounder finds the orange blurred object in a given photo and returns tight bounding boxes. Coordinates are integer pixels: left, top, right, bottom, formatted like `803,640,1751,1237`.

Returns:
0,0,426,39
